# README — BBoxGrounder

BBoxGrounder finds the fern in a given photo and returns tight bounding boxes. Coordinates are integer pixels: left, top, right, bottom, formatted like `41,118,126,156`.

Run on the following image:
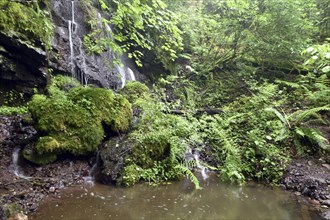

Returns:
265,107,290,128
291,105,330,125
300,127,329,150
175,164,201,189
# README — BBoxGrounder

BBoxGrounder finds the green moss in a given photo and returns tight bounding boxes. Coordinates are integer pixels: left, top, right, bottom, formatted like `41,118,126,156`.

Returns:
23,144,57,165
68,86,132,132
120,81,150,104
0,0,53,47
25,76,132,165
0,105,28,116
3,202,21,219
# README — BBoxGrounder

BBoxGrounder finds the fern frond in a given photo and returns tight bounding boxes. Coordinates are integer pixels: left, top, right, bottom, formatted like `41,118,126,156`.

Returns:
293,105,330,125
315,74,330,87
175,164,201,189
275,80,301,89
265,107,290,128
301,127,329,150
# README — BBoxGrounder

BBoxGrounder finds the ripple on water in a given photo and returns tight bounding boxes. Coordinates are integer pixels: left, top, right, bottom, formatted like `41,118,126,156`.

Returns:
29,173,322,220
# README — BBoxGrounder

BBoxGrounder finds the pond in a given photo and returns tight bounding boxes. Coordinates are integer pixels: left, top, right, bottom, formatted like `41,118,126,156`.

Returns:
29,173,320,220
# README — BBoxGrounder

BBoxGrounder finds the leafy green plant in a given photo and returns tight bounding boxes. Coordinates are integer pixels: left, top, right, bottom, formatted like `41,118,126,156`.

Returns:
0,106,28,116
302,41,330,75
266,105,330,153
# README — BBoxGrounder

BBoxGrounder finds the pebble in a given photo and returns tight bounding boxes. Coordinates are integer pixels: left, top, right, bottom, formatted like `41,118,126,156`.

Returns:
294,192,301,196
49,187,55,193
321,200,330,207
310,199,320,205
322,164,330,170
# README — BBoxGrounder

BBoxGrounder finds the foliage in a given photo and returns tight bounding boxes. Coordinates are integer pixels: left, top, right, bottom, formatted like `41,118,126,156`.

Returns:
173,0,317,74
25,75,132,165
301,41,330,75
0,0,53,47
88,0,183,69
267,105,330,154
0,106,28,116
122,97,202,188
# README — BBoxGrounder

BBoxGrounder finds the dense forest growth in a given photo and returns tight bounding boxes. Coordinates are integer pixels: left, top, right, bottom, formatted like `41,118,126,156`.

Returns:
0,0,329,189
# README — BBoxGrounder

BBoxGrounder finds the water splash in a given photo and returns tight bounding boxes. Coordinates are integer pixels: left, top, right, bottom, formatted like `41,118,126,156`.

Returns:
192,150,208,180
10,148,31,180
83,151,100,186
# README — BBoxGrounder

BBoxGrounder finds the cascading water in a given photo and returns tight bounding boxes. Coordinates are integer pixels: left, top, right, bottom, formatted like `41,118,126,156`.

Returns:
193,150,208,180
98,12,136,88
10,148,31,180
83,151,100,186
68,0,77,78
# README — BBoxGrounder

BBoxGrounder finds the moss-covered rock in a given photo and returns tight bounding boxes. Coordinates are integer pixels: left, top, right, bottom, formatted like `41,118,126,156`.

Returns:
120,81,149,104
24,76,132,165
23,144,57,165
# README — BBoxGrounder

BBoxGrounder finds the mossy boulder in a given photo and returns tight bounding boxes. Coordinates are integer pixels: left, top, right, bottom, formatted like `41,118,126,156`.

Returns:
120,81,149,104
24,76,132,165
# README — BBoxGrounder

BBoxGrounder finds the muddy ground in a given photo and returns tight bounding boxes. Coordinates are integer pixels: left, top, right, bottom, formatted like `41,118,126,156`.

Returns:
0,115,329,219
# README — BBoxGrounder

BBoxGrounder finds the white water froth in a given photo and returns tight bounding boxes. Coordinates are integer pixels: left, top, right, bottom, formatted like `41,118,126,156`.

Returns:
83,151,100,187
193,151,208,180
11,148,31,180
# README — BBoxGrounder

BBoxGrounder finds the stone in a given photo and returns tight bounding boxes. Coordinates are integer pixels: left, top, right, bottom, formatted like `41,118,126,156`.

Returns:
309,199,320,205
322,164,330,170
12,213,28,220
323,210,330,220
321,200,330,207
49,187,55,193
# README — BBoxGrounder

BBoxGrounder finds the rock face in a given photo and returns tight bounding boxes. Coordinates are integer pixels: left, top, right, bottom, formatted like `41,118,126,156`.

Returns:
49,0,138,89
99,136,133,186
0,32,48,95
0,0,139,97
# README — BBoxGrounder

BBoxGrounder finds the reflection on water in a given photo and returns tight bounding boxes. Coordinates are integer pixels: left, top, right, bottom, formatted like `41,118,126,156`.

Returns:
30,173,320,220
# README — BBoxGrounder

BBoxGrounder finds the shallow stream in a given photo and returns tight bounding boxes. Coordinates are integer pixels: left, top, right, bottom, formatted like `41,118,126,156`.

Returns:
29,173,320,220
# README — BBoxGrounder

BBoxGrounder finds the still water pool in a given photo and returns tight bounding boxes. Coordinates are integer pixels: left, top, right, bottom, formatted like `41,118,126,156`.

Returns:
29,173,320,220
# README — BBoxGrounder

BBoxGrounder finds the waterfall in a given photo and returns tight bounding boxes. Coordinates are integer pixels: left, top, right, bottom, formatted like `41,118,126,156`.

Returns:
98,12,136,88
191,149,208,180
68,0,77,78
10,148,31,180
125,66,136,81
83,151,100,186
68,20,74,74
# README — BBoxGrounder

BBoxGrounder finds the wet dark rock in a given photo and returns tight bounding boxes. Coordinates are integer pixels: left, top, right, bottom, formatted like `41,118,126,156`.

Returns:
1,1,141,98
99,135,133,186
0,32,48,96
49,0,140,89
282,157,330,218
